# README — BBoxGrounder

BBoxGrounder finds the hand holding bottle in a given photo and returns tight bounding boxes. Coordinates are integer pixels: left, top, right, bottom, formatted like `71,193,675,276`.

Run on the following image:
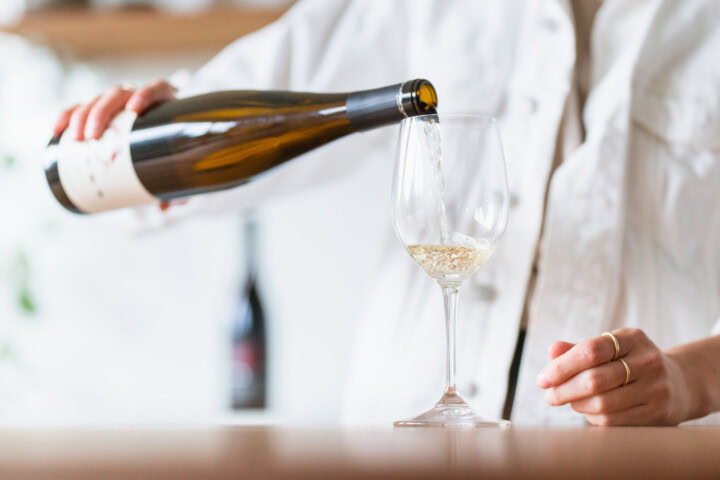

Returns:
53,79,177,141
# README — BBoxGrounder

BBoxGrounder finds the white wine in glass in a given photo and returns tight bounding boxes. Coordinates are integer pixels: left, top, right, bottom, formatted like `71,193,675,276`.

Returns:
391,114,509,427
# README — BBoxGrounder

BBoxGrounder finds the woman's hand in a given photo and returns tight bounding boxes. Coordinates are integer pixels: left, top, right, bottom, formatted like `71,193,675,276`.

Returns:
53,79,176,141
537,328,696,426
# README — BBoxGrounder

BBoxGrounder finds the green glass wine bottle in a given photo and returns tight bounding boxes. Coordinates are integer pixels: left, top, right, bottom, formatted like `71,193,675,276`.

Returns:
45,79,437,214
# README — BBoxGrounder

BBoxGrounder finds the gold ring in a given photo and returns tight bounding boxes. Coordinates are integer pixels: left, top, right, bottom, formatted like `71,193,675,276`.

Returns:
602,332,620,361
618,358,630,386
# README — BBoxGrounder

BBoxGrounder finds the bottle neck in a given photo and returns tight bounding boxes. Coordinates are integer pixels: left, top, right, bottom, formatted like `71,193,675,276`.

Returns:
346,79,437,131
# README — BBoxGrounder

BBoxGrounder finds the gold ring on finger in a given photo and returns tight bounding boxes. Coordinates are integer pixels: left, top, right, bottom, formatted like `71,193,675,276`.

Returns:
602,332,620,361
618,358,630,386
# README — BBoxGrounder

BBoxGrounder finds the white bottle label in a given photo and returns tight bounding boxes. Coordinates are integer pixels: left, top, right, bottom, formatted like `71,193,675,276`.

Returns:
50,111,158,213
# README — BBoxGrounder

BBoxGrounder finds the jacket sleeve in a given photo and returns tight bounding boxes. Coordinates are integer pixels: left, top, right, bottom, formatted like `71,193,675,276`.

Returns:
173,0,349,95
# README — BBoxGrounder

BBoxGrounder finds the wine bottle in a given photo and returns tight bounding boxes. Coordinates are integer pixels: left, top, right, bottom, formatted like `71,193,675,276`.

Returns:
231,216,266,410
45,79,438,214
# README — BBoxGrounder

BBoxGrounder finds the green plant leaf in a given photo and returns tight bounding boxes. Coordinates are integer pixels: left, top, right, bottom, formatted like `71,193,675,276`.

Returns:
0,344,14,361
19,287,37,315
2,155,16,169
14,251,30,280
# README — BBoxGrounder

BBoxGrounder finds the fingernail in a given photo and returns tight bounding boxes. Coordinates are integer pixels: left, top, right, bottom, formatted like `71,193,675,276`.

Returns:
537,370,550,388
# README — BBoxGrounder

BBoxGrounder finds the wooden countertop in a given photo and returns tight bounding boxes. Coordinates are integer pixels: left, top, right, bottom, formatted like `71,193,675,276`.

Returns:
1,426,719,479
2,5,291,58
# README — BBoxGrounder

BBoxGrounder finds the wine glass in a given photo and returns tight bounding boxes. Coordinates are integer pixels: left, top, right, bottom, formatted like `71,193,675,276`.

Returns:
391,114,509,427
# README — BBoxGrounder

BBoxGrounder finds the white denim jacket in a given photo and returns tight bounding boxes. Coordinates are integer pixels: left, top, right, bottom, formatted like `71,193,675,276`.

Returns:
166,0,720,425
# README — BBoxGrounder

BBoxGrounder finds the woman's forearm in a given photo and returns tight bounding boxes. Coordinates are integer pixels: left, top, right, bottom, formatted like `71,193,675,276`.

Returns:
666,334,720,421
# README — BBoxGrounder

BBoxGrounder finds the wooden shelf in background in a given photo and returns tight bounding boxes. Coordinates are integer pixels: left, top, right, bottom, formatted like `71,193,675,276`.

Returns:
3,6,291,58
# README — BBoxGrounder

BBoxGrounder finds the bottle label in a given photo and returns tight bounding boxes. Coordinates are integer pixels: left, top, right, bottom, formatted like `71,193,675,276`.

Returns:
51,111,157,213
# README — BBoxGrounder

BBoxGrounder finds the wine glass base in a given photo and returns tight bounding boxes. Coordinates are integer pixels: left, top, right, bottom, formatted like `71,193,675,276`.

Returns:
394,390,510,428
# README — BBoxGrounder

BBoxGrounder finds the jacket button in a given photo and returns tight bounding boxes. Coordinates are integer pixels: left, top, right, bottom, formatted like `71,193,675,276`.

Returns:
473,283,497,302
524,96,538,114
539,16,560,32
463,383,479,398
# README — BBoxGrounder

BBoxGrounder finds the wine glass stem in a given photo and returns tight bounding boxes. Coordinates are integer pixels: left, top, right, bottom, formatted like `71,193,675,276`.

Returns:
442,286,459,395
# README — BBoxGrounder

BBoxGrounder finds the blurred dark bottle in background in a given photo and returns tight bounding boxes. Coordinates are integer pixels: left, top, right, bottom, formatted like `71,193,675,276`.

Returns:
231,216,266,409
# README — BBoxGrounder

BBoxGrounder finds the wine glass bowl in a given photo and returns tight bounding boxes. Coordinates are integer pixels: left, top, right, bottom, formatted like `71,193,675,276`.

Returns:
391,114,509,427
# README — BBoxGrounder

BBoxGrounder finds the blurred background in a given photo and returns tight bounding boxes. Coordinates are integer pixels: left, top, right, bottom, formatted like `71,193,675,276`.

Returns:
0,0,391,425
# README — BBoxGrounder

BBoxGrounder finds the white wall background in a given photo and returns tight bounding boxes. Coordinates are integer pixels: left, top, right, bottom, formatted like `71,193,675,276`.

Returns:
0,26,392,425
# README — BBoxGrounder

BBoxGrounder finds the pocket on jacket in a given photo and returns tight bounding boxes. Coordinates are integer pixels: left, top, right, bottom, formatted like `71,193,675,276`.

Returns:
627,80,720,269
